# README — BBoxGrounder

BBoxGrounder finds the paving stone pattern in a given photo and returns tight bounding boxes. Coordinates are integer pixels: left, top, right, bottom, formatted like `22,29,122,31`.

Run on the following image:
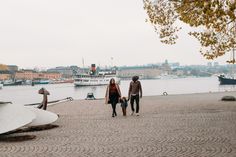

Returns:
1,93,236,157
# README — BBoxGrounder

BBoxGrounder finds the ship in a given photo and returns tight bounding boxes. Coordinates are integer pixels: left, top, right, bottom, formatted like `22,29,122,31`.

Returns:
3,79,23,86
218,48,236,85
74,64,120,86
218,74,236,85
32,78,50,85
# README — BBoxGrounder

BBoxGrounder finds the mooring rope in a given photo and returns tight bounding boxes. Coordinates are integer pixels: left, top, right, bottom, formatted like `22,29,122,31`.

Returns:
0,101,12,104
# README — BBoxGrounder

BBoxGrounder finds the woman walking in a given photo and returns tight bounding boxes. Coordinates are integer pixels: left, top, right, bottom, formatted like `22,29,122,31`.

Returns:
105,78,121,117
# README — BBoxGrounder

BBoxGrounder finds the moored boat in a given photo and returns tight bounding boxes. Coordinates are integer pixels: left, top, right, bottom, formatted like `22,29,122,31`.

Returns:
218,75,236,85
74,74,119,86
32,79,50,85
218,48,236,85
51,79,74,84
3,79,23,86
74,64,120,86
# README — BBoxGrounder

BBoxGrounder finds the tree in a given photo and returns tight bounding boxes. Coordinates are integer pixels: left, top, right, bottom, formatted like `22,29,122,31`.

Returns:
143,0,236,62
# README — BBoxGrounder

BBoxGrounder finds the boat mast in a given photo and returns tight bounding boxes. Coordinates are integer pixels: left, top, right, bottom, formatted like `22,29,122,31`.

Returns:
82,57,85,74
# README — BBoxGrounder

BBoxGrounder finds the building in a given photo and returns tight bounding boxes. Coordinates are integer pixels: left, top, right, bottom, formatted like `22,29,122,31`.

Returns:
0,71,11,80
7,65,18,72
15,70,62,80
38,72,62,80
207,62,212,67
160,60,171,72
15,70,38,80
47,66,78,78
214,62,219,66
118,66,162,79
0,64,8,71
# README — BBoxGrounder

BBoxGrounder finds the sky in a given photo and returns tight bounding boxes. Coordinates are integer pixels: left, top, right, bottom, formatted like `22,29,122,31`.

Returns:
0,0,230,69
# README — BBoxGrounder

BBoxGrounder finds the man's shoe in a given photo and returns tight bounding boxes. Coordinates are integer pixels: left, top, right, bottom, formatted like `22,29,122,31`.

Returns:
136,113,139,116
131,111,134,115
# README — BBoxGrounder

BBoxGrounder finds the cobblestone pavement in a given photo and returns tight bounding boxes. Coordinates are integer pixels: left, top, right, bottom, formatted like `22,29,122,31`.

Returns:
1,92,236,157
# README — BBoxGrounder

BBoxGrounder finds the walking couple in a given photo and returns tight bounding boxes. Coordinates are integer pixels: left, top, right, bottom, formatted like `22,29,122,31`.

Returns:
105,76,142,117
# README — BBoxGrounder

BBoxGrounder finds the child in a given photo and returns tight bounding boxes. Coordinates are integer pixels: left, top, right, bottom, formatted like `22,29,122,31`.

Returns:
120,97,128,116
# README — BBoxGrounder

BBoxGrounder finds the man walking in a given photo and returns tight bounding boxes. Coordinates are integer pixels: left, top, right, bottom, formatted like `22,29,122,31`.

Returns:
128,76,142,116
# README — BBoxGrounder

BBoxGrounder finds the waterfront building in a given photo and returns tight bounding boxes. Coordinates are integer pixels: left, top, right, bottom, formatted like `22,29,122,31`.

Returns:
0,64,8,71
15,70,62,80
39,72,62,80
118,66,162,79
47,66,78,78
7,65,18,72
214,62,219,67
207,62,212,67
0,71,11,80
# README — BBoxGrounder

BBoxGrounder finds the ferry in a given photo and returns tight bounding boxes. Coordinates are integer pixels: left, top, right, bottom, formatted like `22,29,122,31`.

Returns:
74,64,119,86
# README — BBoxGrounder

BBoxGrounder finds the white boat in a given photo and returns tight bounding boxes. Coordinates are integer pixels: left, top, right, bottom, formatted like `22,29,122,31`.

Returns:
3,79,23,86
74,74,119,86
74,64,120,86
32,79,50,85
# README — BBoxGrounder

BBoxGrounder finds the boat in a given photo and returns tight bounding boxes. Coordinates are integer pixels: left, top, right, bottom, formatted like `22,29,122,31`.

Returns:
218,48,236,85
0,83,3,89
3,79,23,86
218,75,236,85
74,64,120,86
32,78,50,85
51,79,74,84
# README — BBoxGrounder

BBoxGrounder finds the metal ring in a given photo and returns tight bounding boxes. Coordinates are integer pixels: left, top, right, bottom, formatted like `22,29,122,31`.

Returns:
163,92,168,96
67,97,73,101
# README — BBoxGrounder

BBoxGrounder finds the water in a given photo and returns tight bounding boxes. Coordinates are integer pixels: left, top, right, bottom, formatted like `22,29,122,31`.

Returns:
0,77,236,105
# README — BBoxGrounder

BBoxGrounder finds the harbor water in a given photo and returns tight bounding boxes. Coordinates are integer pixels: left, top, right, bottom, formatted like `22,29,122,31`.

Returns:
0,76,236,105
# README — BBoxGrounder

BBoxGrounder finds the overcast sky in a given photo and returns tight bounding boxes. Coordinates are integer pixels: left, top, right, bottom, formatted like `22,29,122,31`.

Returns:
0,0,230,69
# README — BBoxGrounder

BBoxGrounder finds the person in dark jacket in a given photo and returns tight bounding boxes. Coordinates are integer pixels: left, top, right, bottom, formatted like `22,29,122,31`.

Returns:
128,76,142,116
105,78,121,117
